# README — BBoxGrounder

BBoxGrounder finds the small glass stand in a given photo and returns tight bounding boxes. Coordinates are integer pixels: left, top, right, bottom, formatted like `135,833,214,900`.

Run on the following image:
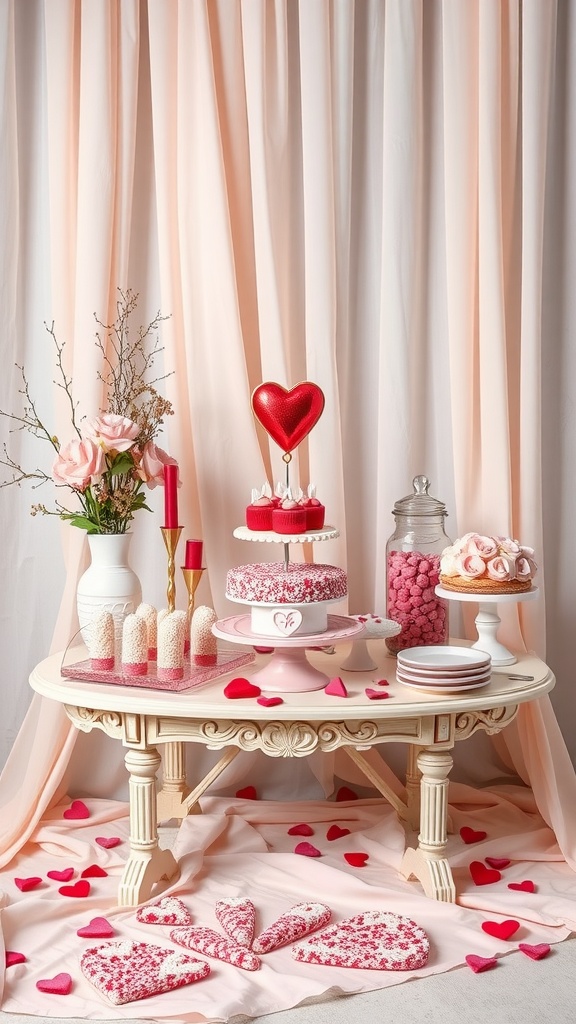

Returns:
435,586,539,666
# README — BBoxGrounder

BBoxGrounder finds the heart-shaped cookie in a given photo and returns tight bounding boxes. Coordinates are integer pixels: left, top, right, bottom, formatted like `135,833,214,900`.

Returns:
224,678,261,699
214,897,256,948
460,826,488,844
469,861,501,886
288,823,314,836
36,973,72,995
252,381,325,453
77,916,115,938
295,842,322,857
293,910,429,970
47,868,75,882
63,800,89,820
465,954,498,973
80,941,210,1004
481,919,520,940
253,902,331,953
171,926,261,971
508,880,536,893
519,942,550,960
344,852,369,867
5,951,26,967
136,896,192,927
326,824,351,841
15,876,42,892
325,677,348,697
273,610,303,636
95,836,121,849
59,880,91,898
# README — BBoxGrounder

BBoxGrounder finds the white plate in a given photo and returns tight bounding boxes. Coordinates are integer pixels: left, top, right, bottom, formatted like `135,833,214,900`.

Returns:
397,646,491,672
396,668,492,687
395,661,490,679
397,677,492,694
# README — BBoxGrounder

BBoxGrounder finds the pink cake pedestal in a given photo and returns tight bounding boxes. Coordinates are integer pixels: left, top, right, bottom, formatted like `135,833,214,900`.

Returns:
212,614,365,693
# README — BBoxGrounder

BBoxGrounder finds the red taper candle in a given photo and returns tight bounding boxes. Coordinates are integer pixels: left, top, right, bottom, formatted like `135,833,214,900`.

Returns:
163,463,179,528
184,539,203,569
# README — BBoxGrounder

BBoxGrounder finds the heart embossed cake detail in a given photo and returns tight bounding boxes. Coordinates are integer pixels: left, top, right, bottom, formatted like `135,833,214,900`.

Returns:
251,382,325,453
273,610,303,635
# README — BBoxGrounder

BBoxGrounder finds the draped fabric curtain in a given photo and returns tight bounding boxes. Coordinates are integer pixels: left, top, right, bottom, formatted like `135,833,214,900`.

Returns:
1,0,576,866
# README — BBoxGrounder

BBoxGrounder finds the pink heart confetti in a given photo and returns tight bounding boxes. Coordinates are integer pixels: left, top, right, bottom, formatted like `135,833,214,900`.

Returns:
365,688,392,700
81,864,108,878
508,880,536,893
469,861,501,886
485,857,511,869
15,876,42,892
519,942,551,960
47,868,75,882
465,954,498,973
326,824,351,841
224,678,261,699
95,836,121,849
376,678,389,686
325,677,348,697
460,826,488,844
59,880,91,898
63,800,89,820
344,852,369,867
481,919,520,940
236,786,258,800
294,842,322,858
36,973,72,995
5,951,27,967
288,823,314,836
257,696,284,707
77,916,115,938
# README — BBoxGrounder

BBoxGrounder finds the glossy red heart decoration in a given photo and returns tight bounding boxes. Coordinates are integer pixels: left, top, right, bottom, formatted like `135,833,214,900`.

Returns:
469,861,501,886
47,868,75,882
14,876,42,892
519,942,550,960
252,382,325,453
95,836,121,849
81,864,108,878
77,916,115,938
63,799,89,819
224,678,261,699
326,824,351,841
5,951,26,967
236,786,258,800
325,677,347,697
460,826,488,844
344,852,369,867
294,842,322,857
481,919,520,940
58,880,90,898
335,786,358,802
485,856,511,869
465,953,498,973
508,880,536,893
36,973,72,995
288,823,314,836
257,696,284,707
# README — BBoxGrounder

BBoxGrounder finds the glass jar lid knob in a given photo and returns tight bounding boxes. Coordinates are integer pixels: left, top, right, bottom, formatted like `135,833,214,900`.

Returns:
393,475,448,517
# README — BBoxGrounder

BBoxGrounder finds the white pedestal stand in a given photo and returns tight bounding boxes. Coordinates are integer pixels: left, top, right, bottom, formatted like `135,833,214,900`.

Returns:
339,617,401,671
435,586,539,666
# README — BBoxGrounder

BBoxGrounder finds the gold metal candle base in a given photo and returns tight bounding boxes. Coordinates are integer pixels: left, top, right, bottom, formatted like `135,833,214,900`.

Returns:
182,567,205,625
161,526,183,612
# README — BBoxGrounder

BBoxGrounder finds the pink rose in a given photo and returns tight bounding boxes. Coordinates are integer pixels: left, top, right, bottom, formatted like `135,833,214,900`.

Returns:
496,536,521,556
486,555,514,581
517,555,537,581
456,553,486,578
137,442,178,488
83,413,139,452
52,438,105,490
467,534,499,560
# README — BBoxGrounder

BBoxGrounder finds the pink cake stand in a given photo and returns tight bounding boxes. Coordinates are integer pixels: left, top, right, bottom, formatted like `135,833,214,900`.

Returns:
212,614,365,692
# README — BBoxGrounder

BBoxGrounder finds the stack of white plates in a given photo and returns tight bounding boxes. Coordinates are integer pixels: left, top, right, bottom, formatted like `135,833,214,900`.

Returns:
396,646,492,693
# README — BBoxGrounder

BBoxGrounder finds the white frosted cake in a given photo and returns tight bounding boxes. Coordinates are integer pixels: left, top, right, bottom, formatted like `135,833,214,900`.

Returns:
225,562,348,638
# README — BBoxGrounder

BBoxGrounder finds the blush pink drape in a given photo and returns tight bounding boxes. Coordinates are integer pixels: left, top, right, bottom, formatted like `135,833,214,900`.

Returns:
2,1,576,1013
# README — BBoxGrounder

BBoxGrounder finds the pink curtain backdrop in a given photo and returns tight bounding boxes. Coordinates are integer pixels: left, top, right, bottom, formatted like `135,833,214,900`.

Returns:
2,0,576,1015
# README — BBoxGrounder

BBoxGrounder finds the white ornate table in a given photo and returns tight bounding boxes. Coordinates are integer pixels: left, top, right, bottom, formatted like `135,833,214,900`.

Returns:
29,644,554,907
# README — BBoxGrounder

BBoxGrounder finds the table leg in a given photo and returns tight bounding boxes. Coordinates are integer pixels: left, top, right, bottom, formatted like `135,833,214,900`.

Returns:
118,746,179,907
400,747,456,902
156,741,190,822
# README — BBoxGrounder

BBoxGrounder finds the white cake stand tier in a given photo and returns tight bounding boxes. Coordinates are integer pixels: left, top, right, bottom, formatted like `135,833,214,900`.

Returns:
212,614,365,692
435,586,539,666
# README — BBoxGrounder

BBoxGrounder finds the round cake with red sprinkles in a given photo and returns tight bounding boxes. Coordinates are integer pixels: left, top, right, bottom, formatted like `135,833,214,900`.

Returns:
226,562,348,638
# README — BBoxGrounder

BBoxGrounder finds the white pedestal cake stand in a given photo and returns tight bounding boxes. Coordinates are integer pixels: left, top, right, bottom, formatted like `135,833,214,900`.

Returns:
212,613,365,692
435,586,539,666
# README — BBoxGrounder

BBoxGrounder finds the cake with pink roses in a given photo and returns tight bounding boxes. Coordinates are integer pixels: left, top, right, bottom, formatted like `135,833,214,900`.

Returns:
439,533,537,595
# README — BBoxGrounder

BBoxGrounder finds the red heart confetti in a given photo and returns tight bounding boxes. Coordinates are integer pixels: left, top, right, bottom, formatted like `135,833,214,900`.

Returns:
77,916,115,938
59,880,91,898
15,876,42,892
288,823,314,836
224,678,261,699
95,836,121,849
344,852,369,867
36,973,72,995
485,857,511,869
325,677,348,697
365,688,392,700
236,786,258,800
47,868,75,882
326,824,351,841
251,381,325,453
5,951,27,967
481,919,520,940
294,842,322,858
81,864,108,878
460,826,488,844
257,696,284,707
470,861,501,886
63,800,90,820
376,678,389,686
508,880,536,893
465,954,498,973
519,942,551,960
335,786,358,802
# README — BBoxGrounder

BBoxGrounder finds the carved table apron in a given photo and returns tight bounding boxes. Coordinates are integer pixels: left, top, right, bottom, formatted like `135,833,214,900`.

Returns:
29,645,554,907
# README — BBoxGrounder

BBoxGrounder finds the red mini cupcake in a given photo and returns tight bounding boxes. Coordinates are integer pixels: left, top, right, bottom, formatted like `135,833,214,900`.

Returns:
272,498,307,535
302,484,325,530
245,487,274,530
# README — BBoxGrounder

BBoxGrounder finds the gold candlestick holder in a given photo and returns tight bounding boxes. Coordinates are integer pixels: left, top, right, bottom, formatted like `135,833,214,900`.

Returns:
161,526,183,612
182,567,205,626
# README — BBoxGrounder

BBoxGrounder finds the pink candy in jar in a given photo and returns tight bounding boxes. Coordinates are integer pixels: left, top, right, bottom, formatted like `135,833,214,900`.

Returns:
385,476,451,654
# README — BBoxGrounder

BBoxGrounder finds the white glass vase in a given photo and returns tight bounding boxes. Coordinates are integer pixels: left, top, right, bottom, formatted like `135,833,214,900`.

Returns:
76,533,142,644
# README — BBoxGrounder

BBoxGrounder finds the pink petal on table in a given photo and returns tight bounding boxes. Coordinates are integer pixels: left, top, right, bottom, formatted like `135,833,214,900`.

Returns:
294,842,322,858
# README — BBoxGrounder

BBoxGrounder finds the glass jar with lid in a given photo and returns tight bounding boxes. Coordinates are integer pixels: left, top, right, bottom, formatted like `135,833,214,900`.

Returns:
385,475,452,654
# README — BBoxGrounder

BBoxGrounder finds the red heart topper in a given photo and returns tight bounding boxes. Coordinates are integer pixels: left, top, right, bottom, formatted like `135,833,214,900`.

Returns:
252,382,325,454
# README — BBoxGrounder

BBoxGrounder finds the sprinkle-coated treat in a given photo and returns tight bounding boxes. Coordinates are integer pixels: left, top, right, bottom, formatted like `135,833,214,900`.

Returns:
87,609,115,669
252,902,332,953
191,605,218,665
171,926,261,971
121,614,148,675
135,602,158,658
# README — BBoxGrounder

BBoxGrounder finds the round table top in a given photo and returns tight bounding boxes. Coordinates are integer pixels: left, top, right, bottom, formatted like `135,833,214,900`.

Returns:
30,642,555,724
